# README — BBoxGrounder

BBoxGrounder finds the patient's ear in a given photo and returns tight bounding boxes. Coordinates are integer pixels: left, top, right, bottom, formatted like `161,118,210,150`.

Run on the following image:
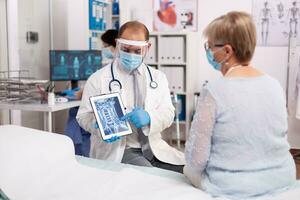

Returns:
224,44,233,56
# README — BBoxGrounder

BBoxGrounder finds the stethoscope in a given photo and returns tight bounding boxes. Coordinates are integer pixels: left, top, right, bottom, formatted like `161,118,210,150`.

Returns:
109,61,158,92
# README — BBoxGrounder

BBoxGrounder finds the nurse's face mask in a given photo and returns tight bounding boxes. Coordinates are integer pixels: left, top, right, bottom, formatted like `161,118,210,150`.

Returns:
102,46,114,59
116,39,148,72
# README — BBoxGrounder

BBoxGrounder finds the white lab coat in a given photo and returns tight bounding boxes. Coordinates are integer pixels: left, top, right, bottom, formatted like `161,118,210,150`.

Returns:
76,61,185,165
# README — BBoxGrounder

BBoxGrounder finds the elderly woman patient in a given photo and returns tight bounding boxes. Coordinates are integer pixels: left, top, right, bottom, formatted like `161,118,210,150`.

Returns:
184,11,296,199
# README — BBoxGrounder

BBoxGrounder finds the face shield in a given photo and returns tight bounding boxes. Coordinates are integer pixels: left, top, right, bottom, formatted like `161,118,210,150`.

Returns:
116,39,149,72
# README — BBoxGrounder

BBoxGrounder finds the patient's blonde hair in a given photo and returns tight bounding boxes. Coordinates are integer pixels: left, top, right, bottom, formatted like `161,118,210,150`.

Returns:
204,11,257,63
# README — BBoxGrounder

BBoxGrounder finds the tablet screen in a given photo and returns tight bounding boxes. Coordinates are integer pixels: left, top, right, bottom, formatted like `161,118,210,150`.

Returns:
90,93,132,140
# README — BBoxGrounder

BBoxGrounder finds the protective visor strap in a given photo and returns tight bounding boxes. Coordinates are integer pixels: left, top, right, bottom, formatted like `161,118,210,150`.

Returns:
117,38,148,46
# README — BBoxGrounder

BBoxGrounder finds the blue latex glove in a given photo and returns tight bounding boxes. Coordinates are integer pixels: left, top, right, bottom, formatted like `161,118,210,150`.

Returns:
73,87,81,92
94,122,120,143
61,89,74,96
61,87,81,100
121,107,150,129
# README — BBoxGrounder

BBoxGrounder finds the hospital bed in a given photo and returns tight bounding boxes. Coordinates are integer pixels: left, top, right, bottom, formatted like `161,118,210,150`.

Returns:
0,125,299,200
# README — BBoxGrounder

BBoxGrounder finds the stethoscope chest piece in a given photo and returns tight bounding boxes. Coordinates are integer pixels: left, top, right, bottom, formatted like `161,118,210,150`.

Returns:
109,61,158,92
150,81,158,89
109,79,122,92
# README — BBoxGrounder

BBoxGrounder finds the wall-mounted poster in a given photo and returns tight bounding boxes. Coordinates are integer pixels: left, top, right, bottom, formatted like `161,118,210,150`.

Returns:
252,0,300,46
153,0,198,32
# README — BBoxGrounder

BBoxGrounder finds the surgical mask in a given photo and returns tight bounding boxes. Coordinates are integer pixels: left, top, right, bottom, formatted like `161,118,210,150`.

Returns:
102,47,114,59
205,48,226,71
119,50,143,72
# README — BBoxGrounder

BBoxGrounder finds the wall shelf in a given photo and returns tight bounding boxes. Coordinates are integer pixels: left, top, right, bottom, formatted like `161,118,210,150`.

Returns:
145,32,200,139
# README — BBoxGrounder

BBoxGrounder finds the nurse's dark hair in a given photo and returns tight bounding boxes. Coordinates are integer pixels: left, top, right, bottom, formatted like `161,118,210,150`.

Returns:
101,29,119,47
118,21,149,41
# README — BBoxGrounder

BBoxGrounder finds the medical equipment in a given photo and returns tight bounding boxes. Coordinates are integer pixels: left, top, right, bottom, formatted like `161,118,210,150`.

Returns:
47,92,55,105
108,38,158,92
93,122,121,143
55,97,69,103
171,92,181,148
89,92,132,140
109,62,158,92
0,70,49,103
49,50,102,88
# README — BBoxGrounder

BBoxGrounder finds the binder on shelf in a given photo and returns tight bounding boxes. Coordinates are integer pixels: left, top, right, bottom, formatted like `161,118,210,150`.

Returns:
145,36,157,64
159,36,185,64
173,66,185,93
160,66,185,93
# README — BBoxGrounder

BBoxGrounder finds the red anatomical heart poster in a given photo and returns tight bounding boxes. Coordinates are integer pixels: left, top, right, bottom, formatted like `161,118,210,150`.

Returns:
153,0,198,32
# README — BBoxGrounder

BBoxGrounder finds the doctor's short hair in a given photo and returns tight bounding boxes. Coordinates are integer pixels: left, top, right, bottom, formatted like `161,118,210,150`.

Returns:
204,11,257,63
118,21,150,41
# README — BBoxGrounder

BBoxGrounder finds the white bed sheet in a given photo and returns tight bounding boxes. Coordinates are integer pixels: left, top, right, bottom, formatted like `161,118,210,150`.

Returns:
0,125,299,200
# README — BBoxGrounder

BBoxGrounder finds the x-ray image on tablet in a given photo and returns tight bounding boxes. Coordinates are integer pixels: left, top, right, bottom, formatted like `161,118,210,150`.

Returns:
90,93,132,140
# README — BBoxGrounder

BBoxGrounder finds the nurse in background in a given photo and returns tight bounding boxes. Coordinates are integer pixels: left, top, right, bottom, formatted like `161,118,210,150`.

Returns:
101,29,118,64
65,29,119,100
184,11,296,199
63,29,118,156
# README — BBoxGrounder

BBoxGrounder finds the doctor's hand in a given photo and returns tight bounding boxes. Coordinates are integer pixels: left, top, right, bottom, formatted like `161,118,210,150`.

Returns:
121,107,151,129
93,122,121,143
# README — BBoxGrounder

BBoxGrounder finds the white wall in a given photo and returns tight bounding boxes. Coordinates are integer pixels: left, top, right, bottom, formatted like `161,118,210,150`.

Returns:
0,0,9,124
67,0,89,50
120,0,300,148
52,0,89,50
18,0,50,80
16,0,50,129
0,0,8,71
52,0,68,50
6,0,21,125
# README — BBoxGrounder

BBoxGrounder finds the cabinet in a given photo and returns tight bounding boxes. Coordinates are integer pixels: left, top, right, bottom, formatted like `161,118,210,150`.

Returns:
111,0,120,30
89,0,113,50
145,32,200,143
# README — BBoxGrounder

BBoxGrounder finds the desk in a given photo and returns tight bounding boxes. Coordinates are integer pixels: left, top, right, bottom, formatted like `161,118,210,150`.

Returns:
0,101,81,132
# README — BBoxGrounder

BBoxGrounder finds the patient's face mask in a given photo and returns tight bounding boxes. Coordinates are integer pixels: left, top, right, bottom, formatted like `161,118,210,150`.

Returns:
204,41,226,71
116,39,148,72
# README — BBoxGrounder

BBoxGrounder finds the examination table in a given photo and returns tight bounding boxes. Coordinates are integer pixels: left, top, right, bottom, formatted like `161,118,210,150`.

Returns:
0,125,299,200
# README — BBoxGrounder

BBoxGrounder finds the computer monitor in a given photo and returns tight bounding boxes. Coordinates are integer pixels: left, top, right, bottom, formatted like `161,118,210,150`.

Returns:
50,50,102,81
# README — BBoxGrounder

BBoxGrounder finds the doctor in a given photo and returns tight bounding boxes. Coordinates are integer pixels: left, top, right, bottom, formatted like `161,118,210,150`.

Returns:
77,21,184,173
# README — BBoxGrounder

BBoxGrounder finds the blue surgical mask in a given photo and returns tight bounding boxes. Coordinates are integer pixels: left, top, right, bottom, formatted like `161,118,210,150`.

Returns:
119,50,142,71
206,49,221,71
102,47,114,59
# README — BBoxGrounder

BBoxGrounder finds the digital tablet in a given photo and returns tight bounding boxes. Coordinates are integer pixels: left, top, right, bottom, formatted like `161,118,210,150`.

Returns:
89,93,132,140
